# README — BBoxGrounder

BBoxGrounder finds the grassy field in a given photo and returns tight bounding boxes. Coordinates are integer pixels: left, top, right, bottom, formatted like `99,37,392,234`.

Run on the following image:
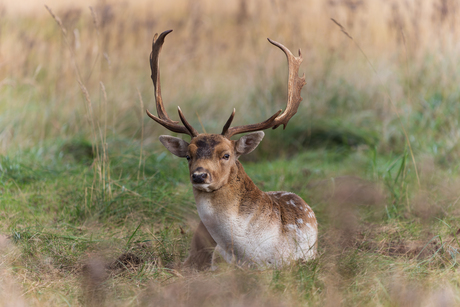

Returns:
1,0,460,306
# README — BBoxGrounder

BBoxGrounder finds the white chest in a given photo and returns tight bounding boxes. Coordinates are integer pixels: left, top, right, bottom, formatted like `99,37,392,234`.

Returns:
194,194,284,265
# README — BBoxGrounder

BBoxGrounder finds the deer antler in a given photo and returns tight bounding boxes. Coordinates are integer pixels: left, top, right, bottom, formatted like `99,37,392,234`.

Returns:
221,38,306,138
146,30,199,138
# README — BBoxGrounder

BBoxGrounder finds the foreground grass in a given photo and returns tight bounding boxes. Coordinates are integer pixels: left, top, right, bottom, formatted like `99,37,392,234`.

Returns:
1,138,459,306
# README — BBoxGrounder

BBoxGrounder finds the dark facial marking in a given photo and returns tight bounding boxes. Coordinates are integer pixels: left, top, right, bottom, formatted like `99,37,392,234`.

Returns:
194,136,221,159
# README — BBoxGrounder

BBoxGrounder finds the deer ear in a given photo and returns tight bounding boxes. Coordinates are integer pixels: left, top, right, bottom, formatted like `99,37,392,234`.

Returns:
235,131,265,156
159,135,189,158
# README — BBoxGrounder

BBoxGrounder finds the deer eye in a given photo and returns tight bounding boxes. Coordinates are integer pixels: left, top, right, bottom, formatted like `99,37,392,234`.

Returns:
186,155,191,161
222,154,230,160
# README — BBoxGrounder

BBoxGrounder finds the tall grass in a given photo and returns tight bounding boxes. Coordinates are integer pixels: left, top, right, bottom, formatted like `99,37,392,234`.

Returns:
1,0,459,156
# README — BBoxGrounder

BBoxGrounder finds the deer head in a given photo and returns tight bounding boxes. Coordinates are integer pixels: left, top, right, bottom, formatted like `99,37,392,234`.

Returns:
146,29,306,192
159,132,264,192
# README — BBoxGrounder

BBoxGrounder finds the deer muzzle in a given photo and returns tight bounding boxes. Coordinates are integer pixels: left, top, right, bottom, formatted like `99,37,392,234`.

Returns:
192,172,208,184
191,167,211,184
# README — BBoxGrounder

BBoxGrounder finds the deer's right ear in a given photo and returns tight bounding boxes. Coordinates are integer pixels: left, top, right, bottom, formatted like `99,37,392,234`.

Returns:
159,135,189,158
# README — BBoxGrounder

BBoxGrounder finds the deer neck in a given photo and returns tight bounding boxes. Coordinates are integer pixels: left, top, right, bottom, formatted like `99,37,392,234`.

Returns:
192,161,265,243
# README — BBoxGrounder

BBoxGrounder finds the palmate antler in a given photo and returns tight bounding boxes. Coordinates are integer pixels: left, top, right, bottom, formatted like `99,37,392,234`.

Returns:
146,30,199,138
221,39,306,138
146,30,306,139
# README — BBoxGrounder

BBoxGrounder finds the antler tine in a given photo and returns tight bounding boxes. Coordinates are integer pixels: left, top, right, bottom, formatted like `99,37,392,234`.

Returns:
221,108,235,135
222,109,282,138
222,39,306,139
146,29,198,138
267,38,306,130
146,109,192,134
178,107,199,137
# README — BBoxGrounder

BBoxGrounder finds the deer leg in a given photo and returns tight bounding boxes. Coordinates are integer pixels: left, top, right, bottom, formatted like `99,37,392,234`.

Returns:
211,245,235,270
183,220,216,270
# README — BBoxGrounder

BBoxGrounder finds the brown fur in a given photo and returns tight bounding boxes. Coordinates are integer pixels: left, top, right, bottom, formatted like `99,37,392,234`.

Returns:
183,221,217,270
267,192,317,230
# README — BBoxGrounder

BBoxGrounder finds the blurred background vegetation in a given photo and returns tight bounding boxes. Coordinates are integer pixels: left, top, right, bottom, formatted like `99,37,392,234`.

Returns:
1,0,458,160
1,0,460,306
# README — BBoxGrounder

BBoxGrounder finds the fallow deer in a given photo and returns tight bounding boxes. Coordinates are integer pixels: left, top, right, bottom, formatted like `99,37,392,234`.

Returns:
147,30,317,269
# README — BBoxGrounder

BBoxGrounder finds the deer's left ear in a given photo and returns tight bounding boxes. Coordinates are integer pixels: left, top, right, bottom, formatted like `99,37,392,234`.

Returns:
235,131,265,157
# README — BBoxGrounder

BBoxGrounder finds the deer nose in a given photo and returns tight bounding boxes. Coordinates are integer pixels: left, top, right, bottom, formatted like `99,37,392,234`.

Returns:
192,172,208,184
